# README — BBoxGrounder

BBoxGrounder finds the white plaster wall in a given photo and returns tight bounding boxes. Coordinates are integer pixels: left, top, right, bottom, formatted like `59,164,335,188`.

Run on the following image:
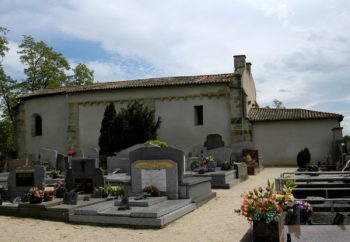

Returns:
155,97,231,153
23,95,68,155
76,84,231,153
252,119,339,166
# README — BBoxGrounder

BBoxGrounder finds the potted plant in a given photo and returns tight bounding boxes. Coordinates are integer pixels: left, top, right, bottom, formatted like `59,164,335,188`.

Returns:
296,200,313,224
221,160,231,171
94,185,109,198
50,170,61,179
26,187,44,204
235,180,293,242
143,185,160,197
54,181,66,198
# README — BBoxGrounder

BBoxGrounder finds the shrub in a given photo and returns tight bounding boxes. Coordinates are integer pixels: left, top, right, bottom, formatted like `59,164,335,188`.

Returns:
297,148,311,168
145,139,168,148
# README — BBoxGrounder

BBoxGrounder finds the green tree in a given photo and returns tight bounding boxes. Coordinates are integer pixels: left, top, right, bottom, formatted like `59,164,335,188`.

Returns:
113,101,161,151
98,102,117,156
0,27,18,160
18,35,70,91
17,35,95,91
0,118,16,160
69,63,94,86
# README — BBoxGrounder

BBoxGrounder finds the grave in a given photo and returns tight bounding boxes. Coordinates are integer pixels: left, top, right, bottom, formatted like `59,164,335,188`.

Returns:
206,146,235,166
56,153,68,172
7,165,45,200
130,147,183,199
107,143,154,174
39,148,58,169
65,158,104,193
242,148,263,175
68,146,215,228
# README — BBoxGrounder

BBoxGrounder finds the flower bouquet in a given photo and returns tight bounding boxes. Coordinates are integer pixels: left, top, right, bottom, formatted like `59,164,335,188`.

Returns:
143,185,160,197
296,200,313,223
26,187,44,204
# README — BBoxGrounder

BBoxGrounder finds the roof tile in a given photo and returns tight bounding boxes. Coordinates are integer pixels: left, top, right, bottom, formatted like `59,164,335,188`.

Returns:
248,108,343,122
20,73,237,99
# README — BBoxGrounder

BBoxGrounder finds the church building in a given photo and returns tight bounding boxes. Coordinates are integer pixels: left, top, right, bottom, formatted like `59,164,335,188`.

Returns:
16,55,257,157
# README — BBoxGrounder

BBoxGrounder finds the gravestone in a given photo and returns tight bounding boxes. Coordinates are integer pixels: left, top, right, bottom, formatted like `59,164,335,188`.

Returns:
56,153,68,172
130,147,184,199
86,148,99,159
39,148,58,169
107,144,154,174
7,165,46,200
65,158,104,193
27,153,39,166
204,134,225,150
7,159,27,172
206,147,235,166
190,145,207,157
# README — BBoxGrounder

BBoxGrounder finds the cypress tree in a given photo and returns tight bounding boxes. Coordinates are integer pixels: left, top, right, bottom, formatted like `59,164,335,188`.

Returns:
98,102,116,156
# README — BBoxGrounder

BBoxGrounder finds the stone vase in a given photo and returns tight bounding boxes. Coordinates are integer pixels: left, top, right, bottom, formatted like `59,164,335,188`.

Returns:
253,218,284,242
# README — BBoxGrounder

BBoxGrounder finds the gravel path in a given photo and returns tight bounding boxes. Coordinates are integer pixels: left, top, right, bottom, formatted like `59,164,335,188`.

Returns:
0,167,295,242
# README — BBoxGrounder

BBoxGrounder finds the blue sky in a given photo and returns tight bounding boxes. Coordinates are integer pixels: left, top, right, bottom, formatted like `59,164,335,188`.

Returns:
1,0,349,135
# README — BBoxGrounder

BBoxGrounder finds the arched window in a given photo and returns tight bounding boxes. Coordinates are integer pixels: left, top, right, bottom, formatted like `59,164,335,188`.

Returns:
32,114,42,136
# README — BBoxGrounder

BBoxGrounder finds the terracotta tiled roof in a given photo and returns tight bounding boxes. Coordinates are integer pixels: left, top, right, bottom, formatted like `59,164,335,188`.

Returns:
248,108,343,122
20,73,237,99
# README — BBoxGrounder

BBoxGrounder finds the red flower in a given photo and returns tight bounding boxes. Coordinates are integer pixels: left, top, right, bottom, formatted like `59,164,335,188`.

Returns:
68,149,76,156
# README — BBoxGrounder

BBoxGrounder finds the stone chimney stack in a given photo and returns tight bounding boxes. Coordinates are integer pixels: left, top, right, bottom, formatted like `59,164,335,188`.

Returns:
234,55,246,71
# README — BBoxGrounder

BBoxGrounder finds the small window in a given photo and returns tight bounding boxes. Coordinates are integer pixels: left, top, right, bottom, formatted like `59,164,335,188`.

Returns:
194,105,203,125
34,115,42,136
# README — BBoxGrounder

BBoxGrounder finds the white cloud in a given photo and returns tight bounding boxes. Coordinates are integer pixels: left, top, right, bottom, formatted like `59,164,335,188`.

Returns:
2,41,23,80
1,0,350,136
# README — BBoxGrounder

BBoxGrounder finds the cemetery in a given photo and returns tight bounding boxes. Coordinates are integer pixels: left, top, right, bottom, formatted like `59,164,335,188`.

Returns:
0,140,350,239
0,135,260,228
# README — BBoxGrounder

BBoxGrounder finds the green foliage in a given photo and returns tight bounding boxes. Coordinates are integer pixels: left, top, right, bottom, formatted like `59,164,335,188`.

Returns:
98,102,117,156
112,101,161,151
18,35,70,91
0,118,16,160
145,139,168,148
297,148,311,168
69,63,94,86
17,34,94,92
0,27,9,59
95,184,124,197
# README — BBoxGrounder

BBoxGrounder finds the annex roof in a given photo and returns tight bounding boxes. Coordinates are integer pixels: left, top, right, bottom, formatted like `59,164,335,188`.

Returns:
20,73,237,99
248,108,343,122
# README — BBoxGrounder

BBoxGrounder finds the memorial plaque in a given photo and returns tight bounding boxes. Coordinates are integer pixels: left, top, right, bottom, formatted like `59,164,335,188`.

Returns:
141,169,167,192
16,172,34,186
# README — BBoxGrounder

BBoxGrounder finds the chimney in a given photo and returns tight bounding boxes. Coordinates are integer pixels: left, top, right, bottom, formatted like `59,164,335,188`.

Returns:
246,62,252,72
234,55,246,71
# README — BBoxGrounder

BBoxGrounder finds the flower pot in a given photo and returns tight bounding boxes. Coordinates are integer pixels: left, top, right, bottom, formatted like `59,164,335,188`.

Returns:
253,218,284,242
